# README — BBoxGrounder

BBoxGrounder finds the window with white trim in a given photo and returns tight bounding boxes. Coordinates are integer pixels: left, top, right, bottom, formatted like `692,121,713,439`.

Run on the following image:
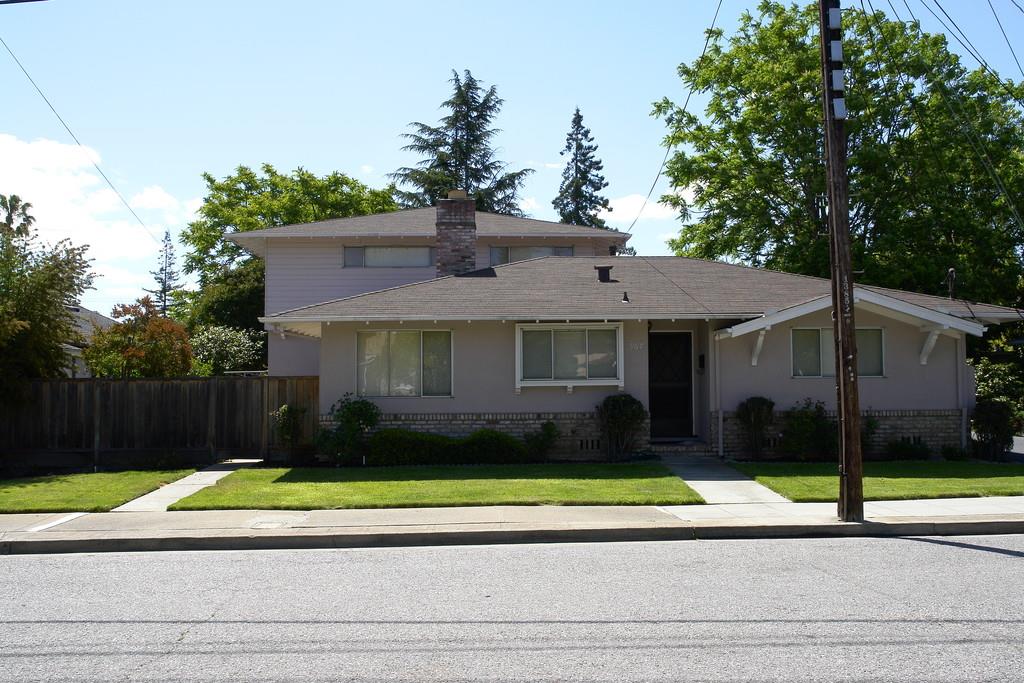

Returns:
344,246,435,268
791,328,884,377
489,246,573,266
356,330,452,396
516,324,623,388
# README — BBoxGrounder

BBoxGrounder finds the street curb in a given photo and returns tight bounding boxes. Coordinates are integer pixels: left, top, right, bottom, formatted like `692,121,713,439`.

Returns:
3,518,1023,555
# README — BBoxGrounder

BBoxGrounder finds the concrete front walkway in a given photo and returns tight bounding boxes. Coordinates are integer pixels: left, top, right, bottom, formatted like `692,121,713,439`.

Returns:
662,456,791,504
111,459,260,512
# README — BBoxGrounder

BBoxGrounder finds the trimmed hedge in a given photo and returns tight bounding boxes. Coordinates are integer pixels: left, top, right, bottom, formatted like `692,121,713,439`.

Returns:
365,428,538,467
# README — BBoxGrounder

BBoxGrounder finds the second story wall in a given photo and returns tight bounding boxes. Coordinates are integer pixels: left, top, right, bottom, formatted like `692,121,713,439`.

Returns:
265,237,622,315
265,238,434,315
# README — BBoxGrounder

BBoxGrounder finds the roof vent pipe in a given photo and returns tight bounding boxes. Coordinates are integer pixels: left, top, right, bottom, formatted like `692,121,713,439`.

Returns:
595,265,613,283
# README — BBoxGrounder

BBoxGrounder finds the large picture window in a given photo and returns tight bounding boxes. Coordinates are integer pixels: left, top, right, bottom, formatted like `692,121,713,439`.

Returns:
516,324,623,390
357,330,452,397
344,246,435,268
490,246,573,266
791,328,884,378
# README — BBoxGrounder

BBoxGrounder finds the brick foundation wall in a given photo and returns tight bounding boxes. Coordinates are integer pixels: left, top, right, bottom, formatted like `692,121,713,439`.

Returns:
709,409,965,458
319,411,647,460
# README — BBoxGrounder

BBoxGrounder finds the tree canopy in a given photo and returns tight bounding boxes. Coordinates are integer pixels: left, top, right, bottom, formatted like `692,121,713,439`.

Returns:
655,1,1024,306
0,194,35,237
177,164,398,347
390,70,534,215
0,202,93,393
553,108,612,228
84,297,192,378
190,325,265,376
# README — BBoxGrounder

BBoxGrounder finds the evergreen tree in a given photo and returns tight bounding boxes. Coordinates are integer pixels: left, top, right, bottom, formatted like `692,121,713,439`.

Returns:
145,230,181,317
390,70,533,215
552,108,611,228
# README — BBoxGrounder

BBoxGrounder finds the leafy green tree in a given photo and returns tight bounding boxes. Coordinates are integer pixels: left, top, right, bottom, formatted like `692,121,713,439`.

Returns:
553,108,611,227
391,70,534,215
0,194,35,237
144,230,181,316
0,213,93,394
655,1,1024,305
190,325,265,375
84,297,192,378
178,164,397,343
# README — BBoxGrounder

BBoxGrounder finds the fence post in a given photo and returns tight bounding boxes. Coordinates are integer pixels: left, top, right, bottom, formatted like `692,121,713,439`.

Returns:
92,381,101,472
261,376,270,460
207,378,217,464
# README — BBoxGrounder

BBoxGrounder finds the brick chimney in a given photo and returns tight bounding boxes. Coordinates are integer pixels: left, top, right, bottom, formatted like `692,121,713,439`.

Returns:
435,189,477,277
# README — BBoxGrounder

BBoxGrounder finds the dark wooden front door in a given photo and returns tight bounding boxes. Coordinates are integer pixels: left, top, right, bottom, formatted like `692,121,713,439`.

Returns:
648,332,694,438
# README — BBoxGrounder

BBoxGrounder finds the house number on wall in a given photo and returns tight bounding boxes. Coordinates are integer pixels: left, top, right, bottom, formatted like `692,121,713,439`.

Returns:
630,342,645,351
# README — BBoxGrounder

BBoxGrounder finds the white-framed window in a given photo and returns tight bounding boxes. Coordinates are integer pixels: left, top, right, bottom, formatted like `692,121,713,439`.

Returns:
356,330,452,397
791,327,884,378
489,245,573,266
515,323,623,391
344,246,435,268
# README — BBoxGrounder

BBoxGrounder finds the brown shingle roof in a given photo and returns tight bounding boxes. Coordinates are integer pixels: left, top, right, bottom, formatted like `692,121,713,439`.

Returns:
229,207,628,255
262,256,1022,323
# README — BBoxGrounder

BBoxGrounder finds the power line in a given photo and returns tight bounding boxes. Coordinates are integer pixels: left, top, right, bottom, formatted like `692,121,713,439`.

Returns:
988,0,1024,80
881,0,1024,231
625,0,723,234
0,33,160,244
914,0,1024,106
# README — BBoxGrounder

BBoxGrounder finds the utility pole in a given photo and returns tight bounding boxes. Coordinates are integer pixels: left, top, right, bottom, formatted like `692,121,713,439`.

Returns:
818,0,864,522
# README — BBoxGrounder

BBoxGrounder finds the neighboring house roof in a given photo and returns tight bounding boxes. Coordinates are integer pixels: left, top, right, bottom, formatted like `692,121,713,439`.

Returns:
228,207,629,257
260,256,1023,336
67,305,115,347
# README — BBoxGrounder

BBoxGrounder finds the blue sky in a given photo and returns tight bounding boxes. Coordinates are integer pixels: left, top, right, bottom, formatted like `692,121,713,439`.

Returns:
2,0,1023,313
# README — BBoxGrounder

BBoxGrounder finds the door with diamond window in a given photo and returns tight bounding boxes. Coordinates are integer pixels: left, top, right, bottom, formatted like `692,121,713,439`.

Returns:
648,332,694,438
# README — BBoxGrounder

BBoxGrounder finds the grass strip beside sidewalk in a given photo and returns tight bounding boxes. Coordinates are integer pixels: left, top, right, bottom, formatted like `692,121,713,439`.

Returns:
733,461,1024,502
0,470,195,513
169,462,704,510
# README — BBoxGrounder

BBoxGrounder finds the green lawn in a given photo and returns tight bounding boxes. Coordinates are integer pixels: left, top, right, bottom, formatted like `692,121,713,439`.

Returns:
169,462,704,510
0,470,195,513
733,461,1024,502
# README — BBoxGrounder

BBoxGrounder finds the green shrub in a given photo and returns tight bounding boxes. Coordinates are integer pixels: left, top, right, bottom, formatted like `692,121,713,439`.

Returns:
270,403,306,449
315,394,381,465
972,398,1015,460
458,429,530,464
365,427,534,466
861,415,879,456
941,444,969,461
884,439,931,461
735,396,774,457
366,429,457,467
596,394,648,460
524,421,559,460
779,399,836,461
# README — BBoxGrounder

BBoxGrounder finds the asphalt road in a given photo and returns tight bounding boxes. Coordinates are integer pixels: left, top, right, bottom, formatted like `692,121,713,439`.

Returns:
2,536,1023,682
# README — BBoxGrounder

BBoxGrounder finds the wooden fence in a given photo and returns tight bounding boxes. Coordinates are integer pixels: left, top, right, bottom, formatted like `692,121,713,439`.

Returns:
0,376,318,472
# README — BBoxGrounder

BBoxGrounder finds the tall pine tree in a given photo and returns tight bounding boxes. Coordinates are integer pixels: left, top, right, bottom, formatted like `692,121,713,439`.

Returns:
390,70,533,215
552,108,611,228
145,230,181,317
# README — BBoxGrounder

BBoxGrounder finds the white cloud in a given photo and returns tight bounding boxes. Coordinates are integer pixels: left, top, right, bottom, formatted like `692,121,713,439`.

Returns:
359,164,374,175
543,162,563,170
0,133,197,311
519,196,539,212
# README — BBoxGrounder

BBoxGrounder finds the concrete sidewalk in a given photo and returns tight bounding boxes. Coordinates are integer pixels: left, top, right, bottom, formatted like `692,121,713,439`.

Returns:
2,496,1024,555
